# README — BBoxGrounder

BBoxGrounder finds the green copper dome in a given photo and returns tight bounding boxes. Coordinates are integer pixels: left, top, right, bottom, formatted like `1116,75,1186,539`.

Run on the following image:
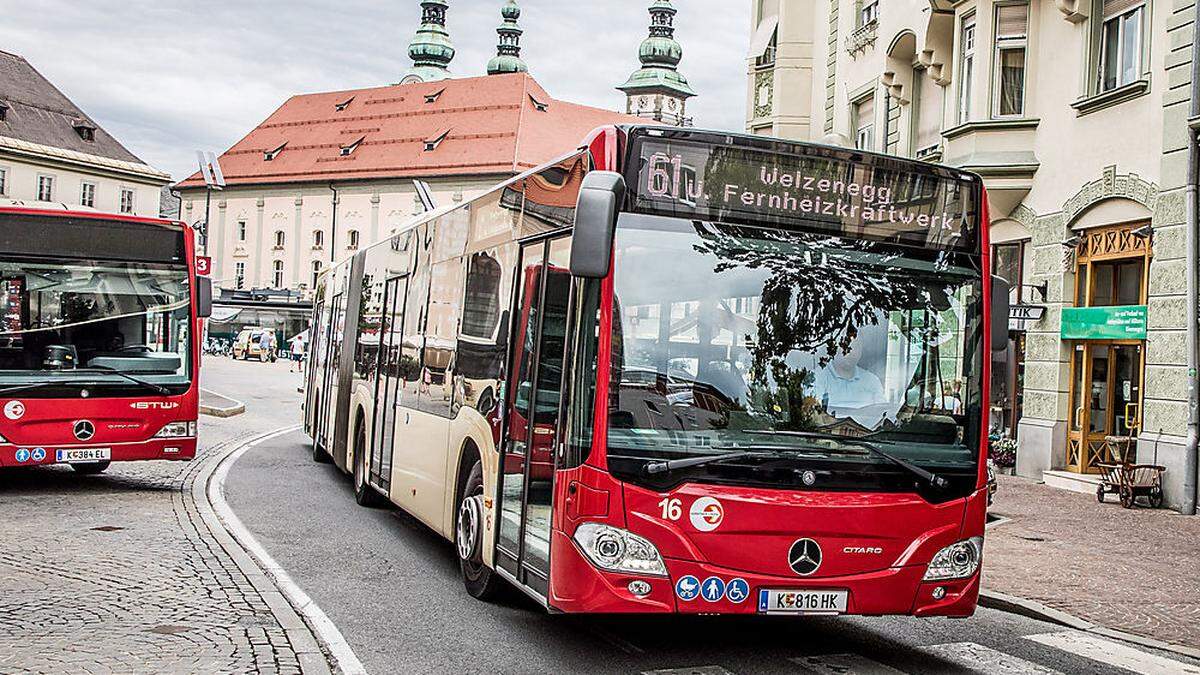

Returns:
404,0,454,83
618,0,695,97
487,0,528,75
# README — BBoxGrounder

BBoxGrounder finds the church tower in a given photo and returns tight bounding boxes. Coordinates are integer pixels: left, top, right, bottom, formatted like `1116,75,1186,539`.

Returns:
487,0,528,75
617,0,696,126
402,0,455,84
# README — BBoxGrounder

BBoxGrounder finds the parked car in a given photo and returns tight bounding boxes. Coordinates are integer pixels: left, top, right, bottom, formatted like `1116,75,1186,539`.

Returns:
233,327,277,362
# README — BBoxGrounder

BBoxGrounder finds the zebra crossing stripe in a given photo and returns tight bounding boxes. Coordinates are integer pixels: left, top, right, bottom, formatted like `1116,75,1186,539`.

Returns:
918,642,1063,674
1024,631,1200,675
791,653,906,674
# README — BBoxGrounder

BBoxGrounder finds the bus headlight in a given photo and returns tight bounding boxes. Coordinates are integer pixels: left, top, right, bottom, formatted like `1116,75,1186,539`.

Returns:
573,522,668,577
923,537,983,581
153,421,197,438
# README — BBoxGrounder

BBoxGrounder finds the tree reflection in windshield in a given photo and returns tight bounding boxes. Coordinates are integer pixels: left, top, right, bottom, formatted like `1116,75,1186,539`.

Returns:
607,214,982,470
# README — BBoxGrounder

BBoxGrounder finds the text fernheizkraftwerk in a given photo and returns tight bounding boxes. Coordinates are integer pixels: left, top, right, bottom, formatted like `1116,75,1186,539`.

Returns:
715,166,961,232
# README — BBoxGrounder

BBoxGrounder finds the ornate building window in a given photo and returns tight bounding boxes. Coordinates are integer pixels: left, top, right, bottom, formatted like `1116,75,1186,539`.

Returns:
993,3,1029,117
852,94,875,150
957,13,976,124
273,260,285,288
1098,0,1145,93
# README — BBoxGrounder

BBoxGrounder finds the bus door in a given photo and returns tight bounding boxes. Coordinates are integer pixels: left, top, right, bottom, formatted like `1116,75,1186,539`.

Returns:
370,275,409,494
318,293,344,452
495,237,572,597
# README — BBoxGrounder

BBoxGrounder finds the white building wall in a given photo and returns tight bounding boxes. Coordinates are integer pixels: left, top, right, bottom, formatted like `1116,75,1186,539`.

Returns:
0,153,166,218
180,175,501,297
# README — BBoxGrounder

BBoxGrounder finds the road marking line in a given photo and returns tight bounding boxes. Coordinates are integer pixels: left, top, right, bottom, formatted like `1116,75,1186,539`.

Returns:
791,653,906,673
1025,631,1200,674
919,642,1062,674
207,425,368,675
643,662,734,667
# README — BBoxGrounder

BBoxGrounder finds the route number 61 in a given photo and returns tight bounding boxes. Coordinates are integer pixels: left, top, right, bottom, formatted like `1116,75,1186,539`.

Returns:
657,497,682,521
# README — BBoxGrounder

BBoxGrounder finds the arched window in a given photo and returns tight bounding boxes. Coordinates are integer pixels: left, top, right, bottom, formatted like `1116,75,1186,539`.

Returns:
273,260,285,288
313,229,324,249
311,260,323,289
274,230,285,248
348,229,360,249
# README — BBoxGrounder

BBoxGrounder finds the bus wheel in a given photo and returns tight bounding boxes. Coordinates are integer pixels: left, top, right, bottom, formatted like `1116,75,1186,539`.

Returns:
457,461,503,600
353,422,383,507
72,461,110,475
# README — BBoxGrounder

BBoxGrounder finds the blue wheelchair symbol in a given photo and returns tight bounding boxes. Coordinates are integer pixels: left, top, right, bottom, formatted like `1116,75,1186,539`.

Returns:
14,448,30,463
31,447,46,462
701,576,726,602
725,578,750,603
675,575,701,601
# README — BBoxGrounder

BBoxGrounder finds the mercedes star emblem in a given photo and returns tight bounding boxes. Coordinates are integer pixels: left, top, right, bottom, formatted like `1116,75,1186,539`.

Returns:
788,538,822,576
73,420,96,441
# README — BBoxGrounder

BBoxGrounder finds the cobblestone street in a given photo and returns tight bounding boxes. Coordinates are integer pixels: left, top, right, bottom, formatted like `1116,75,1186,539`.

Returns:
985,473,1200,652
0,360,322,674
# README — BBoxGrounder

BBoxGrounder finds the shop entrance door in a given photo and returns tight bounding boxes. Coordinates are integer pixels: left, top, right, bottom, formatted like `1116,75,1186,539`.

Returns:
1067,342,1143,472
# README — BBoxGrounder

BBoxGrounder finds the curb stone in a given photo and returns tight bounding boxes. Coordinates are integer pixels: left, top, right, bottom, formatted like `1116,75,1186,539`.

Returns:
191,425,336,675
200,388,247,417
206,425,368,675
979,590,1200,661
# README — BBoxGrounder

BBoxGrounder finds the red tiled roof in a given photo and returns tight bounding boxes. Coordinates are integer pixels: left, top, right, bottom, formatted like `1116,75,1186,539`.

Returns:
177,73,646,189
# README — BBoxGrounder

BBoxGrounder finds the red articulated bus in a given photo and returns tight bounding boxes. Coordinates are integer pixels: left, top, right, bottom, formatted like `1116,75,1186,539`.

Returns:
305,125,1009,617
0,207,211,474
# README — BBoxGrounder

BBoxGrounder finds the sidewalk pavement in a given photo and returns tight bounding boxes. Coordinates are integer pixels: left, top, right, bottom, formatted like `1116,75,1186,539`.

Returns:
0,361,325,674
984,472,1200,652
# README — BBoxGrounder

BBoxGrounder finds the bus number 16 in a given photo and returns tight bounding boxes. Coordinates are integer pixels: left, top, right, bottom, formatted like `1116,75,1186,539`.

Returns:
658,497,682,521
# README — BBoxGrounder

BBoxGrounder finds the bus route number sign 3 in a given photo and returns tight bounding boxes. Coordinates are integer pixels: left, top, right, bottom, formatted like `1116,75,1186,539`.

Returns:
196,256,212,276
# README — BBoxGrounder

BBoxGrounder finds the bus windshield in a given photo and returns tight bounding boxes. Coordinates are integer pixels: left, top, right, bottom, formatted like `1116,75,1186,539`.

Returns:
0,258,192,390
605,213,983,492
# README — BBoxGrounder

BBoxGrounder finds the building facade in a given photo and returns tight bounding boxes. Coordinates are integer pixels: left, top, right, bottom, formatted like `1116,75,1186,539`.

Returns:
747,0,1198,511
0,50,169,217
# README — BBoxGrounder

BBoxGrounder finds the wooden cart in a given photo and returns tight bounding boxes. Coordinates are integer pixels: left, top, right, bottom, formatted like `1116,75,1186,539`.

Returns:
1095,435,1166,509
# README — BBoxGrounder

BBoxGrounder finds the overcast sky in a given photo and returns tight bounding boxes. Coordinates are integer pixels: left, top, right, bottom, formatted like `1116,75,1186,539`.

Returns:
1,0,750,181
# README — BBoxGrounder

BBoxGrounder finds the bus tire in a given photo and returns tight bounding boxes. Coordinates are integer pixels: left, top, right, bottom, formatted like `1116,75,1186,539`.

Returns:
457,460,503,601
72,461,110,475
353,420,383,507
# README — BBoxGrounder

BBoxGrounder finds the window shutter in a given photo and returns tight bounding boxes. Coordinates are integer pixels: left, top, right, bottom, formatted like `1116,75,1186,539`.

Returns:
996,3,1029,38
856,95,875,129
1102,0,1144,19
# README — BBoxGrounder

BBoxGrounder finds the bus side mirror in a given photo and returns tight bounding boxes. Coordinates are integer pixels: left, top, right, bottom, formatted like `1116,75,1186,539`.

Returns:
570,171,626,279
991,275,1009,352
197,275,213,319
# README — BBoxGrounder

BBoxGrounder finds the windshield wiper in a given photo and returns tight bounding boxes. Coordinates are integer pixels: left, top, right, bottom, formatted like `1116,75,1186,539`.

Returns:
644,450,771,475
747,430,949,489
0,380,72,397
79,366,171,396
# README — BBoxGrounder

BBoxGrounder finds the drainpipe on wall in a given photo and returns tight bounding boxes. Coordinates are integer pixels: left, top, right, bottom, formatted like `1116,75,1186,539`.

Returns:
1183,3,1200,516
328,184,339,264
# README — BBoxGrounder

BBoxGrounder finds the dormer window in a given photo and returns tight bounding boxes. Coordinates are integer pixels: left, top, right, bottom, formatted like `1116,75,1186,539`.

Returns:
73,120,96,142
340,136,365,156
0,102,8,122
264,142,287,161
424,88,445,104
334,96,354,112
424,129,450,152
528,94,549,112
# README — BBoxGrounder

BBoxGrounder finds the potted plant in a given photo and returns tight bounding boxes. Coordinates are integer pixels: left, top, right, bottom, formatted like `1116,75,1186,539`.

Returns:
989,435,1018,474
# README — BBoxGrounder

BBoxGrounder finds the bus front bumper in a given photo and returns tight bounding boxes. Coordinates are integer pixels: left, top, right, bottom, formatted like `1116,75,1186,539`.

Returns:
548,529,979,616
0,438,197,467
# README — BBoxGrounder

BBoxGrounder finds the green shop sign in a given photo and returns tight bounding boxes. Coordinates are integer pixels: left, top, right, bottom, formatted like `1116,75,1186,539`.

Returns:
1060,305,1148,340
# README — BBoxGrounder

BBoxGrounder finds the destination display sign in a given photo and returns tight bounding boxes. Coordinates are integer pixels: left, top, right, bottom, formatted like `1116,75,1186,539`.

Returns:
627,134,980,252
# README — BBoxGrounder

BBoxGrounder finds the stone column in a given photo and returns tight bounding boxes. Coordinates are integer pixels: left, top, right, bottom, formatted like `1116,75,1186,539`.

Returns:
252,197,266,287
1017,211,1074,478
292,196,304,288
